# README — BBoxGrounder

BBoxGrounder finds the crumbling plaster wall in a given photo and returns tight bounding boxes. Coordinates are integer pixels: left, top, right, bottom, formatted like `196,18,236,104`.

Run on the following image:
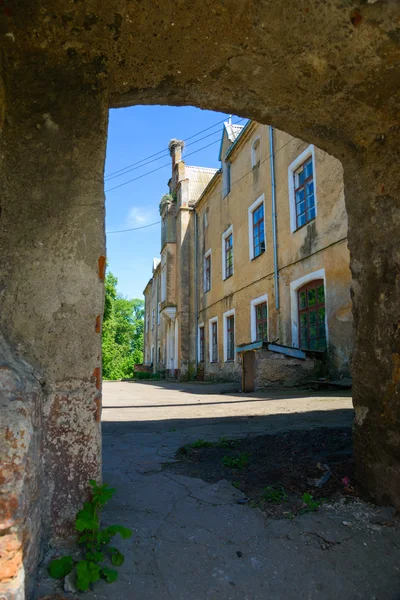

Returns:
0,0,399,595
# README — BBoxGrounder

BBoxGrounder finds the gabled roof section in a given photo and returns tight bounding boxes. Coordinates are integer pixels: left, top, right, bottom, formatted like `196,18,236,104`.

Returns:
152,257,161,273
218,120,245,161
186,165,218,205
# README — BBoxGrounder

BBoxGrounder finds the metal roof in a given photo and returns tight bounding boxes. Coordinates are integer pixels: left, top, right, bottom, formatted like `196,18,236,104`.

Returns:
186,165,218,204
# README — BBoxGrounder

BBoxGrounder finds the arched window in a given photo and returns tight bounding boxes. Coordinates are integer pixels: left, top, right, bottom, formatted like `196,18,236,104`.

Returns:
298,279,326,351
251,137,261,168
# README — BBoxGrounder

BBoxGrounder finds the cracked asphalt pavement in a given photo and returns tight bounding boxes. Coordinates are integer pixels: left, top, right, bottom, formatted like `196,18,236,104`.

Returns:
36,381,400,599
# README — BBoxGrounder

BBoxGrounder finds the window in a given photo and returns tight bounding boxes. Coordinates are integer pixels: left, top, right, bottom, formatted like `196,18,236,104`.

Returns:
209,317,218,363
252,203,265,258
204,250,211,292
157,302,161,325
288,146,317,233
298,279,326,351
158,346,161,363
199,325,205,362
151,347,154,364
222,226,233,280
255,302,268,341
203,208,209,229
223,309,235,362
250,294,268,342
146,313,150,333
251,137,261,168
152,308,155,330
294,157,315,229
248,195,265,260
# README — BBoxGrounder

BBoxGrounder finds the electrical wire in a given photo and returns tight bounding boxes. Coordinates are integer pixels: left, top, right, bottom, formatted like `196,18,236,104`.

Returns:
105,138,223,193
106,134,296,234
105,118,246,183
105,116,246,181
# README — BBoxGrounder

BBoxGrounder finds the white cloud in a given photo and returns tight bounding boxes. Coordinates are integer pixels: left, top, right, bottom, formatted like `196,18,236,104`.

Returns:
127,207,154,226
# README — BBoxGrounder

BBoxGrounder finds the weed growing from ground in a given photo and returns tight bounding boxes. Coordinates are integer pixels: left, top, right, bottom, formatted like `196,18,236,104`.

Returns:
190,439,214,449
262,485,287,503
301,492,324,512
222,452,250,469
48,481,132,592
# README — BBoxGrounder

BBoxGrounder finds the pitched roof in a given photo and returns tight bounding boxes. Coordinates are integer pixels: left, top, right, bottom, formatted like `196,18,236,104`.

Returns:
186,165,218,204
218,120,245,161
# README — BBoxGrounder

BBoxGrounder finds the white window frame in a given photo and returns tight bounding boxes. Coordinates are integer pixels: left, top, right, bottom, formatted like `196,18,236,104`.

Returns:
222,225,234,280
290,268,328,348
208,316,218,363
223,309,236,362
152,308,155,330
146,313,150,333
157,302,161,326
198,322,205,362
248,194,265,260
251,136,261,168
250,294,268,342
288,145,317,234
204,248,212,292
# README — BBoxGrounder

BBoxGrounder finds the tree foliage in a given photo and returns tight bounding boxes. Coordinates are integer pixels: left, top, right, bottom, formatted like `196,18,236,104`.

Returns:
102,269,144,380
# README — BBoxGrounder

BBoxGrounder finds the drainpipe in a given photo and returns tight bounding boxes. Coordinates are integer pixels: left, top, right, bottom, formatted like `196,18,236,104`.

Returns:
269,126,279,310
155,276,159,373
194,210,199,373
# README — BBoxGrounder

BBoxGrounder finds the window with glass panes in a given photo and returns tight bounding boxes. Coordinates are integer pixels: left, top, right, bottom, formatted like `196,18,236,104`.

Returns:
298,280,326,351
294,156,315,229
252,203,265,258
204,254,211,292
255,302,268,341
225,234,233,278
226,315,235,361
199,326,205,362
211,321,218,362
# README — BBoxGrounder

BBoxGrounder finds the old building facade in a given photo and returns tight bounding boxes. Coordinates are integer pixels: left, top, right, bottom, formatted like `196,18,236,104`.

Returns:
143,121,352,384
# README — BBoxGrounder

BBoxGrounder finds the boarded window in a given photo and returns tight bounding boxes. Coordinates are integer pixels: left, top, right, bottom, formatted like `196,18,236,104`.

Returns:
255,302,268,341
298,279,326,351
226,315,235,361
211,321,218,362
199,326,205,362
294,156,315,229
204,254,211,292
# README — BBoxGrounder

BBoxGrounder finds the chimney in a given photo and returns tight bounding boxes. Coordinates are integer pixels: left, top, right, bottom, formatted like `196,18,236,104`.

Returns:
168,138,185,167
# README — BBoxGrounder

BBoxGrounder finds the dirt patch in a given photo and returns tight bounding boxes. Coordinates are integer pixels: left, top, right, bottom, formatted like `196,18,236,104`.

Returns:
164,427,355,518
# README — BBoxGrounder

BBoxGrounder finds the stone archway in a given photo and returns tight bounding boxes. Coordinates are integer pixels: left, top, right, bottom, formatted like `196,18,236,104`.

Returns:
1,1,399,595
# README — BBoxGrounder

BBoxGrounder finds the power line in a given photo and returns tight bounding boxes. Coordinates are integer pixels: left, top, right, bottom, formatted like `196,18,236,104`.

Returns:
106,220,161,234
105,138,222,193
106,134,296,234
105,116,246,181
105,118,246,183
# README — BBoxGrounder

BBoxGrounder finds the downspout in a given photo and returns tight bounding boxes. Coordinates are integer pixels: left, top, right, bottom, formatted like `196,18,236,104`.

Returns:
269,126,279,310
194,210,199,374
155,276,159,373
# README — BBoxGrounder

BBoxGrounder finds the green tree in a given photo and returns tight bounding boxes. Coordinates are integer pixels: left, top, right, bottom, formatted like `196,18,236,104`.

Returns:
102,270,144,380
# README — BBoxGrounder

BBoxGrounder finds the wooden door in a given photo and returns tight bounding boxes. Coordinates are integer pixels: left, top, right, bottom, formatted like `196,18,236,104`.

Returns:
242,351,255,393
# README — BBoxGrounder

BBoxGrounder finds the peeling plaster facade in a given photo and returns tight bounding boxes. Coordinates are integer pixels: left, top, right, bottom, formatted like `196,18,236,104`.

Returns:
1,1,400,595
143,122,353,385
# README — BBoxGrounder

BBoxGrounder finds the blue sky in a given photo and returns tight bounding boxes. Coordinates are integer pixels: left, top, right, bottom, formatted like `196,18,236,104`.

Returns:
105,106,243,300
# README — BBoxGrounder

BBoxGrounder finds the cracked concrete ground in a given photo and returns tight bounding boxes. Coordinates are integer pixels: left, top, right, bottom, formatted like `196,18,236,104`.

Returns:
35,381,400,599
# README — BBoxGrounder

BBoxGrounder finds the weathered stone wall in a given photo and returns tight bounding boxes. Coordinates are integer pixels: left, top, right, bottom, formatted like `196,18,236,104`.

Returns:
0,55,108,596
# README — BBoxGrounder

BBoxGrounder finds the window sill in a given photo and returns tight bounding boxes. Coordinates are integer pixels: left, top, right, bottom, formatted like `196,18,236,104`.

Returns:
210,360,218,364
292,217,316,234
225,359,235,363
251,250,265,262
223,274,233,281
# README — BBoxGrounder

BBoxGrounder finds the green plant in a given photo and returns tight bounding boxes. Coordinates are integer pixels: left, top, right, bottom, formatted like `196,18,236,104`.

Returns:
48,480,132,592
190,439,214,449
222,452,250,469
216,437,240,448
301,492,323,512
232,481,241,489
262,485,287,504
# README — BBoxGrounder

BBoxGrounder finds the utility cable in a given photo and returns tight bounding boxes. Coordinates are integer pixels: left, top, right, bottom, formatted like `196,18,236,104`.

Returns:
105,116,246,180
106,134,296,234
